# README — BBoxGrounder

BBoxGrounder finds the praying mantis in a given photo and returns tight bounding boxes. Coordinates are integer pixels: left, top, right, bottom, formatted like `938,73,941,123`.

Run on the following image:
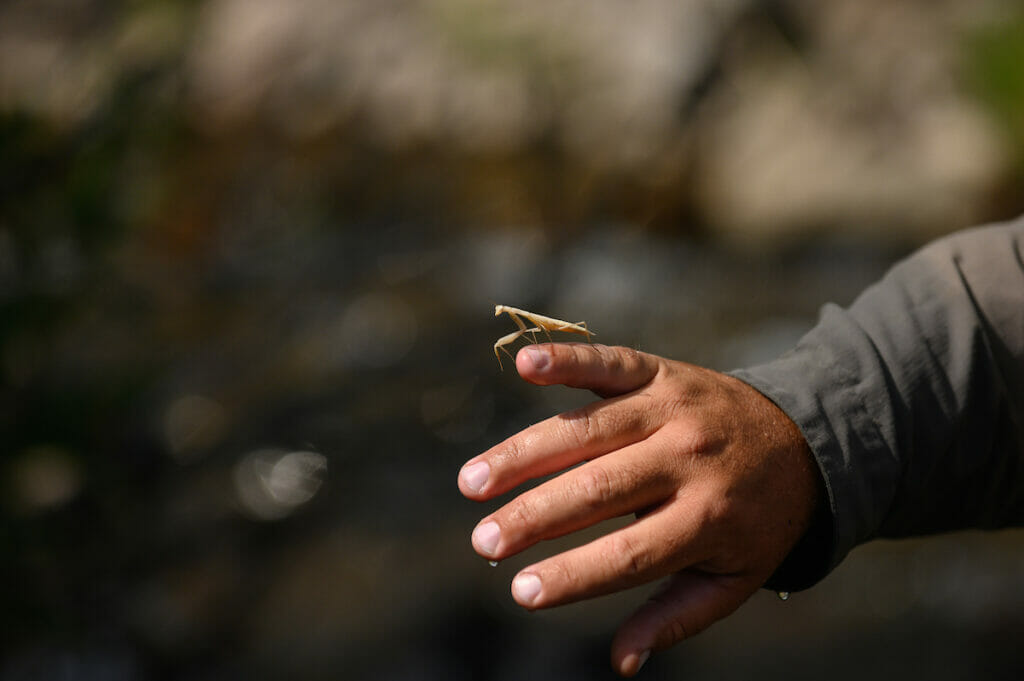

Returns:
492,304,595,369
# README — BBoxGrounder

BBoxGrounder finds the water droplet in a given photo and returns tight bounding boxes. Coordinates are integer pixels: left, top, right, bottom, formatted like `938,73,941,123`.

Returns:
488,560,499,568
777,591,790,601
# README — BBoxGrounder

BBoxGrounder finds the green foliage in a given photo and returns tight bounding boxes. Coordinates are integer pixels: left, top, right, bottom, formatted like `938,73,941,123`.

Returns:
964,14,1024,159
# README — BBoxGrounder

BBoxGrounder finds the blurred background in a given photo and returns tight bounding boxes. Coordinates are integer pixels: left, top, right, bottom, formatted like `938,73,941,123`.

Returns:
2,0,1024,679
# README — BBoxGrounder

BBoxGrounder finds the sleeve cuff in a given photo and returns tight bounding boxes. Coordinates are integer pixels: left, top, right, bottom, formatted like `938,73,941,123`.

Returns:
729,306,899,589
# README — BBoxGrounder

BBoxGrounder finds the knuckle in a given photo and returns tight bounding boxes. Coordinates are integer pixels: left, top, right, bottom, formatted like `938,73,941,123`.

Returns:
504,496,542,535
690,423,727,455
667,420,724,458
551,558,578,587
538,557,579,599
664,617,689,646
572,465,616,511
607,532,651,578
699,493,732,529
559,405,596,449
601,346,625,372
562,343,588,371
646,592,691,646
494,435,526,469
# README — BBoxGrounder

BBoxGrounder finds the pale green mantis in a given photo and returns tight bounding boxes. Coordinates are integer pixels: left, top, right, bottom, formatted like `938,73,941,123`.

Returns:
492,304,595,369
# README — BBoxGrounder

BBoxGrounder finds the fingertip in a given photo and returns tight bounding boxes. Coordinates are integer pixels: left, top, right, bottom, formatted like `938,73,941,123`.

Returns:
515,345,551,378
614,649,651,677
611,620,655,677
458,460,490,497
511,571,543,608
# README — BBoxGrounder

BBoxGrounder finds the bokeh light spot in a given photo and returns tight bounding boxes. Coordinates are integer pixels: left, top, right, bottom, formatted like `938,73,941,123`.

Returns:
233,449,327,521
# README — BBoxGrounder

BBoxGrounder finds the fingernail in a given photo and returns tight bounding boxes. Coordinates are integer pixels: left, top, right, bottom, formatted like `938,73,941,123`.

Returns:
511,572,542,605
460,461,489,493
522,346,549,371
472,521,500,556
623,649,651,675
635,650,651,674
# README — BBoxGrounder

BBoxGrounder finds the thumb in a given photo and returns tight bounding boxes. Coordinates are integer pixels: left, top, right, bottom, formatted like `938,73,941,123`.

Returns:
515,343,661,398
610,572,757,676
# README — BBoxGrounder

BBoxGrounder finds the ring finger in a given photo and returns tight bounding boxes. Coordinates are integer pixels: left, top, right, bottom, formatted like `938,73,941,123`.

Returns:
459,389,661,499
471,431,683,560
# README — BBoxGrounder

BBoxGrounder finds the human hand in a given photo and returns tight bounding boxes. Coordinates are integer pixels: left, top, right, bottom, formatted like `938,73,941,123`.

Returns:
458,343,821,676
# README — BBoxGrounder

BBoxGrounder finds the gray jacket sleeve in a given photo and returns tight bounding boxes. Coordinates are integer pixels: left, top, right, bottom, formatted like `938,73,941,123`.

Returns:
731,216,1024,591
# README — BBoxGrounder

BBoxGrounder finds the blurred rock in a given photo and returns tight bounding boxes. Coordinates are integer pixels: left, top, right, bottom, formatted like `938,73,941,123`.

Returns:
186,0,747,167
2,0,1019,242
0,0,186,128
692,0,1011,246
7,445,82,514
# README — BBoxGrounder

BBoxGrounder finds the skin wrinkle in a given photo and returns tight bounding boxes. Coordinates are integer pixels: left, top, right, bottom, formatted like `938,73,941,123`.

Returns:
573,463,619,513
557,392,662,456
661,608,689,647
491,435,529,481
502,494,543,544
561,401,598,450
526,557,576,609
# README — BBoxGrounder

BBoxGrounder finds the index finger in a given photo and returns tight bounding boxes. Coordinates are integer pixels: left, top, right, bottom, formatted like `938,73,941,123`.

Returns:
516,343,662,398
458,344,663,500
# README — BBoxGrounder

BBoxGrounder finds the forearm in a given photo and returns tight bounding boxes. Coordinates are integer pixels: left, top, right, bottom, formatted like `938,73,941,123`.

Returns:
733,216,1024,590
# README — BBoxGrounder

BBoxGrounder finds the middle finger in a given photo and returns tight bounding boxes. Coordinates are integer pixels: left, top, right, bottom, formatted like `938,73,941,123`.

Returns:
460,391,661,500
